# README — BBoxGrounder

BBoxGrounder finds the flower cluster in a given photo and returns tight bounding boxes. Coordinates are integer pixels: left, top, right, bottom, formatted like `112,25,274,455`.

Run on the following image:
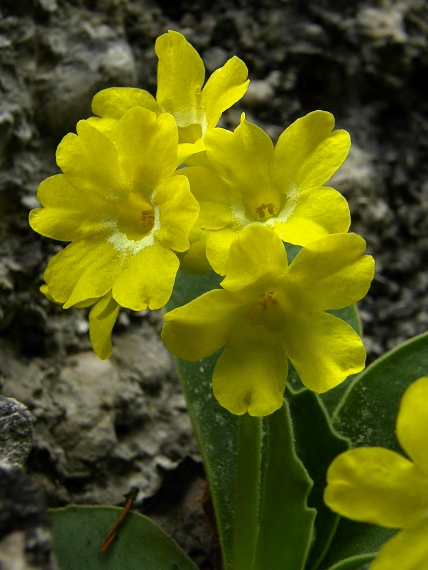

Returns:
324,376,428,570
30,31,374,415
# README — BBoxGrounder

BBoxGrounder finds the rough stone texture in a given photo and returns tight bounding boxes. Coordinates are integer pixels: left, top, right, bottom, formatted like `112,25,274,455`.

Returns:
0,324,198,507
0,462,57,570
1,0,428,567
0,397,33,465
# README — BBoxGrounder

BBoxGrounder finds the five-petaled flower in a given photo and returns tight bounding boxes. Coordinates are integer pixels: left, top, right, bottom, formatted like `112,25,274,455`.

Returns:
181,111,352,275
324,376,428,570
161,225,374,416
88,30,249,164
30,106,199,358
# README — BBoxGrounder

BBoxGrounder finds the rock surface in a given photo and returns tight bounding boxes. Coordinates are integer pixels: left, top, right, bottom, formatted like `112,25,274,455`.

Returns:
1,0,428,568
0,397,33,465
0,462,57,570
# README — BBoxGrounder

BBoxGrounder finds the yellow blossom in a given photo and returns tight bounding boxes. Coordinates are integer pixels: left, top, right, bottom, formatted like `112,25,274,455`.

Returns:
181,111,351,275
88,30,249,164
29,106,199,358
324,376,428,570
162,225,374,416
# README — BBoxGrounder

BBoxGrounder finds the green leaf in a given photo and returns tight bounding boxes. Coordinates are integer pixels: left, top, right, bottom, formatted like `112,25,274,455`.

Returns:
332,330,428,451
317,332,426,569
168,270,238,570
49,505,198,570
324,552,376,570
233,415,262,570
286,388,349,570
254,401,316,570
319,519,396,570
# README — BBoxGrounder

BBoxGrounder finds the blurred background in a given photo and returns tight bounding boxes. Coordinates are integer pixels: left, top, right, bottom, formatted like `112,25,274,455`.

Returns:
1,0,428,567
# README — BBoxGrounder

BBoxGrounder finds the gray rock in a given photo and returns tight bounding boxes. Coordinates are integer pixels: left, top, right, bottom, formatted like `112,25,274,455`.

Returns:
203,46,229,73
0,326,197,506
0,463,57,570
0,398,33,466
34,22,136,137
242,79,275,108
357,6,407,45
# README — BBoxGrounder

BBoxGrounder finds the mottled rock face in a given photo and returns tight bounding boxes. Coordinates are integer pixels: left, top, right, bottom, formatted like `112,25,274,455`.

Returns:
1,0,428,567
0,397,33,465
0,326,197,505
0,462,57,570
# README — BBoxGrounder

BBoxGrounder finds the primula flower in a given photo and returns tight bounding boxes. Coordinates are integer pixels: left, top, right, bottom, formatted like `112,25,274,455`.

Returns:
181,111,352,275
88,30,249,163
30,106,199,356
162,225,374,416
324,376,428,570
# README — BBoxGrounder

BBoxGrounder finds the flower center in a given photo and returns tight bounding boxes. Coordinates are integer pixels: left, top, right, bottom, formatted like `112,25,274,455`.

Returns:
141,209,155,232
242,188,282,223
257,291,278,309
248,289,286,331
116,192,155,241
255,203,277,220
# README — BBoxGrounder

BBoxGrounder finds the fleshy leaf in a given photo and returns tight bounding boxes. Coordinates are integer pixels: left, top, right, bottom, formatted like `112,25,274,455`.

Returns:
253,401,316,570
324,553,376,570
286,388,349,570
167,270,238,569
49,505,198,570
319,520,396,570
332,331,428,451
317,333,428,569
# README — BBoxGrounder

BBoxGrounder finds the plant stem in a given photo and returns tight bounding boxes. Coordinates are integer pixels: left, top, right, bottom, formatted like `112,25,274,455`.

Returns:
233,413,262,570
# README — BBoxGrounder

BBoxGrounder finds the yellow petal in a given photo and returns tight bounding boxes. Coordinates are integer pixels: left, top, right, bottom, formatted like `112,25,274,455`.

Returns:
283,311,366,392
396,376,428,475
89,292,120,360
273,186,350,246
179,166,233,230
285,233,375,310
162,289,244,361
324,447,428,529
221,224,287,292
113,108,178,190
112,241,179,311
154,175,199,252
178,230,212,274
56,120,123,198
92,87,160,119
202,56,249,130
177,139,206,166
40,284,57,303
213,319,288,416
206,227,239,276
44,239,121,307
371,522,428,570
273,111,351,189
30,175,110,241
204,116,274,193
86,116,119,139
155,31,205,120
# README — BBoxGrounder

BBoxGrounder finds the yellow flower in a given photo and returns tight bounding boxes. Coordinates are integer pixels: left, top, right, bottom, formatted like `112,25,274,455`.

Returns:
88,30,249,163
181,111,351,275
324,376,428,570
162,225,374,416
30,107,199,321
